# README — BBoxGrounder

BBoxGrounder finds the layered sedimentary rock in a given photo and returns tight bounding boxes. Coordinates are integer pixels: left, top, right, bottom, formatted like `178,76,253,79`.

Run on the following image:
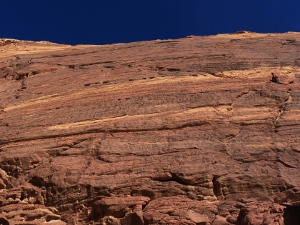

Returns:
0,32,300,224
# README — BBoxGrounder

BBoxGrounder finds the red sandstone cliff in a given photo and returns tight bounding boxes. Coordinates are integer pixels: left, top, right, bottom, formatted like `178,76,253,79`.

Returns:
0,32,300,225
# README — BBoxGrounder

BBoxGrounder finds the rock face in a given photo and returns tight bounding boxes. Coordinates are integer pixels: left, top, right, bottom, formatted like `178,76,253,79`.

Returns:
0,33,300,224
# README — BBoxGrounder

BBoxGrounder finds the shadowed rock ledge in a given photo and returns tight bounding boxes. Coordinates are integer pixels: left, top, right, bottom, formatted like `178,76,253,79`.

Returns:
0,33,300,225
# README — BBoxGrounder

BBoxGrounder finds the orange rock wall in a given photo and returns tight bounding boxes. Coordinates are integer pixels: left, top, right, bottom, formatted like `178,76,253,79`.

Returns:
0,33,300,224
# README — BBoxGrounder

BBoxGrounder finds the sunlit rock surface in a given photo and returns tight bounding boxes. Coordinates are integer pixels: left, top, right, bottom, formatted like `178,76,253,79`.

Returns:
0,32,300,224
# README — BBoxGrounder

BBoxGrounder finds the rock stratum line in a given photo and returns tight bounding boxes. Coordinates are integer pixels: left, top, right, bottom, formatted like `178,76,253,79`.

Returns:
0,33,300,225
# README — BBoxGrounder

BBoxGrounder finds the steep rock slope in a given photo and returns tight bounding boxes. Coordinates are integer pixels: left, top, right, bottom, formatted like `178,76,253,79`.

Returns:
0,33,300,225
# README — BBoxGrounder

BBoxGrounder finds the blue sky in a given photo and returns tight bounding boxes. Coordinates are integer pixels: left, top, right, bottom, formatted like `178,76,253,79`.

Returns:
1,0,299,45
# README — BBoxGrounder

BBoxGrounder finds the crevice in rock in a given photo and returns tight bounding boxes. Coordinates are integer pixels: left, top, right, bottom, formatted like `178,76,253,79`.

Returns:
151,172,190,186
29,175,47,188
131,189,156,200
234,90,251,101
274,89,292,132
277,159,296,168
142,200,150,211
0,217,9,225
96,155,113,163
212,175,223,199
151,173,189,185
168,173,190,185
47,51,98,58
284,205,300,225
274,106,285,132
0,121,211,146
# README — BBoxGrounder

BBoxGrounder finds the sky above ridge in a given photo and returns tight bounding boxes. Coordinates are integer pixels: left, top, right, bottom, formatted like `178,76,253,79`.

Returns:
1,0,300,45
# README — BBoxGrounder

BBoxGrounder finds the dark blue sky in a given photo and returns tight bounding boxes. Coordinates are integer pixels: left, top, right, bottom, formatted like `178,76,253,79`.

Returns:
1,0,299,45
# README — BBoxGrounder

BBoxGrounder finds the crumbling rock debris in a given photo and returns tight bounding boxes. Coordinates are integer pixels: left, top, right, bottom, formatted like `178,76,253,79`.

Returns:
0,32,300,224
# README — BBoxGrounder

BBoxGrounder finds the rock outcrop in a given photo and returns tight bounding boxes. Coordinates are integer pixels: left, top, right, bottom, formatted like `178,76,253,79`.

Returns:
0,33,300,224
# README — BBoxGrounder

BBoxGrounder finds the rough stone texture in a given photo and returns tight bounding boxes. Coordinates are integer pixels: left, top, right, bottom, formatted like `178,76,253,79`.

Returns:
0,32,300,224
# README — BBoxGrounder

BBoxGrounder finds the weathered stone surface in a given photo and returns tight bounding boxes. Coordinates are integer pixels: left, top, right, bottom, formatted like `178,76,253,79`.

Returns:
0,186,65,224
235,202,285,225
90,196,149,224
0,32,300,224
143,196,218,224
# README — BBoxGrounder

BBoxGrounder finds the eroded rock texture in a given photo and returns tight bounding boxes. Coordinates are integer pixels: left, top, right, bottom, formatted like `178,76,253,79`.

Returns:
0,32,300,224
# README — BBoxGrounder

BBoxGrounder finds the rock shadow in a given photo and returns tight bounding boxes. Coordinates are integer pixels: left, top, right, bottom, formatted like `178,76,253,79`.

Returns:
284,205,300,225
0,218,9,225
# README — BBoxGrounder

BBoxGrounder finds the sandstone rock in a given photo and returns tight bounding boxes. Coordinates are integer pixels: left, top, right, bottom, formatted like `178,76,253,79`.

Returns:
187,210,210,224
212,215,230,225
101,216,120,225
0,32,300,224
0,168,12,189
143,196,218,224
90,196,149,223
235,202,286,225
0,186,65,224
